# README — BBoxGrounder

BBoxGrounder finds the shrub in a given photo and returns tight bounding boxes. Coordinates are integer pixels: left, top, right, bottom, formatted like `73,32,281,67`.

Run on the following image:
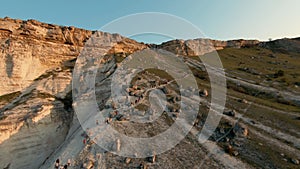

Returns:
276,70,284,77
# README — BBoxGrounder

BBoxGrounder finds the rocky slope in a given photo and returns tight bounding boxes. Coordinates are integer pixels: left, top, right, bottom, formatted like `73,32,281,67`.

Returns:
151,38,259,56
0,18,300,169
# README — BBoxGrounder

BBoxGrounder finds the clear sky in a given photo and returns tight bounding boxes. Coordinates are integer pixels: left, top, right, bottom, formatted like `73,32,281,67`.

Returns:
0,0,299,43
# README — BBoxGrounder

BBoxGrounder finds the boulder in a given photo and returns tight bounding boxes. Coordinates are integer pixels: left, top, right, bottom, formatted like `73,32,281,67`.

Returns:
225,145,234,154
223,110,236,117
147,155,156,163
238,98,248,104
161,86,169,94
125,157,131,164
291,158,299,165
232,151,239,156
200,89,208,97
233,123,248,137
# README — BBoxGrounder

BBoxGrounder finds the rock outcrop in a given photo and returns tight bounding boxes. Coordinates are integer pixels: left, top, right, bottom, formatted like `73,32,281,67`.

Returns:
0,17,90,95
152,38,259,56
260,37,300,54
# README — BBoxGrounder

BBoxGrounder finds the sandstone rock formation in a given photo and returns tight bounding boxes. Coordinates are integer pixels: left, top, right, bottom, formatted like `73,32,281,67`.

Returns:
0,17,146,96
0,17,91,95
0,69,73,169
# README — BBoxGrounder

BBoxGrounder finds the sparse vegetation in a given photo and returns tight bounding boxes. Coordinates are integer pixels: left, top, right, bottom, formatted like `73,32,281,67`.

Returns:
0,91,21,103
274,69,285,77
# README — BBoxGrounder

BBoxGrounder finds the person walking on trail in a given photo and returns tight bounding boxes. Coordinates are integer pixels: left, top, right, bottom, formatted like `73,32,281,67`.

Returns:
67,159,71,166
83,138,86,144
55,159,60,168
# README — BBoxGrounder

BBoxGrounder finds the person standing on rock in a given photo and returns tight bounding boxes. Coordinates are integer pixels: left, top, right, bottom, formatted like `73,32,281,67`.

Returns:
55,159,60,169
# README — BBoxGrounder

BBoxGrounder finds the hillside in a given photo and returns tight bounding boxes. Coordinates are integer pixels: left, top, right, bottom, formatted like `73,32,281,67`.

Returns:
0,17,299,169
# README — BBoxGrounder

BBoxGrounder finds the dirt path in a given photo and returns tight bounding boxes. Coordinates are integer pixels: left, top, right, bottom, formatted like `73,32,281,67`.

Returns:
228,95,299,117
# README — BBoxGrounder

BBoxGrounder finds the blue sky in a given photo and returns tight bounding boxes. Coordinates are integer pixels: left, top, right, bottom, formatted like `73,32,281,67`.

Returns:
0,0,299,43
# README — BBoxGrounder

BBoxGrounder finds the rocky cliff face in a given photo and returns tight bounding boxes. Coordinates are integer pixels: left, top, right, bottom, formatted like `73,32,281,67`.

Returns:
0,68,73,169
0,17,146,96
0,18,147,169
0,17,91,95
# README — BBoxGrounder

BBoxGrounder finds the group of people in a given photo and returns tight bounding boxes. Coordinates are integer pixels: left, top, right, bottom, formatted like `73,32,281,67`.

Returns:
82,133,90,145
55,159,71,169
